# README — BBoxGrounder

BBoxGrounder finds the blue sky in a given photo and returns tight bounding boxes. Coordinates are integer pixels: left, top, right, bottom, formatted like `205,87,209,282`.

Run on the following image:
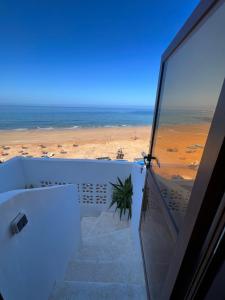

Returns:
0,0,199,107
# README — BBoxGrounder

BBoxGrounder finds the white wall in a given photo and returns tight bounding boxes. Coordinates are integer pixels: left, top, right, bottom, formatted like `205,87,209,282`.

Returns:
131,165,146,248
0,157,144,222
0,157,145,239
21,158,134,217
0,157,25,193
0,185,80,300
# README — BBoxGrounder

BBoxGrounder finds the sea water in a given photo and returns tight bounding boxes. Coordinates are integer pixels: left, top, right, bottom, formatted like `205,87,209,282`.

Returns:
0,105,153,130
0,105,212,131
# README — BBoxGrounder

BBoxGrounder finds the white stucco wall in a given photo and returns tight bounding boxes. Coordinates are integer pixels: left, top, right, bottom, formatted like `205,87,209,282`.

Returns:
0,157,145,298
0,157,145,241
0,184,80,300
21,158,135,216
0,157,25,193
131,165,146,248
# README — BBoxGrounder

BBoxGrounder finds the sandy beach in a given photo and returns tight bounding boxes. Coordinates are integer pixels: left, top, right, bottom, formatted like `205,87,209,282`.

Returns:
152,123,210,180
0,122,210,182
0,126,151,162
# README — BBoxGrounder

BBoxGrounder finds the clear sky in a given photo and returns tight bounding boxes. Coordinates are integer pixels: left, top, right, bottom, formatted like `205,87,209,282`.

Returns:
0,0,199,107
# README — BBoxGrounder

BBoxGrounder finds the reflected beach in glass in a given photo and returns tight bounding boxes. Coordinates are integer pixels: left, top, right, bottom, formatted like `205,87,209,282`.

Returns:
152,2,225,229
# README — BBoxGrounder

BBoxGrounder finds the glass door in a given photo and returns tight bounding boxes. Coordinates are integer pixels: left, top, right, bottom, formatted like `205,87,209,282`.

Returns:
151,1,225,231
140,1,225,299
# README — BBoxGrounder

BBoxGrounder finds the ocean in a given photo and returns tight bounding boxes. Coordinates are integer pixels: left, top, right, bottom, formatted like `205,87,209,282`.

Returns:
0,105,213,131
0,105,153,131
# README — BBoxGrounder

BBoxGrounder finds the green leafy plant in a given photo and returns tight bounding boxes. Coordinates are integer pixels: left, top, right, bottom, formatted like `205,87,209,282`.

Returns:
109,174,133,220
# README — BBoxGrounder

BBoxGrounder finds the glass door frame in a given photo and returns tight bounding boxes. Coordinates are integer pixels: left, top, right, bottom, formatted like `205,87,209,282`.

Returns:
140,0,225,298
163,77,225,299
150,0,224,158
187,191,225,299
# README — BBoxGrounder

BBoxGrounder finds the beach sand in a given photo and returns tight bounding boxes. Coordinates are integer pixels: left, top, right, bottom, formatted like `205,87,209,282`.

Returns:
152,123,210,181
0,123,210,182
0,126,151,162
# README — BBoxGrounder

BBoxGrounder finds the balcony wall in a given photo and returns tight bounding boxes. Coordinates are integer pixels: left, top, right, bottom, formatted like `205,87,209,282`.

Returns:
0,156,145,238
0,184,80,300
0,157,145,299
0,157,145,238
0,157,26,193
20,157,144,216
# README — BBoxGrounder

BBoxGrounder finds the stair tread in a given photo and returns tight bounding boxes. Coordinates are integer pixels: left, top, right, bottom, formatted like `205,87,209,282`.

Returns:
65,260,145,284
49,281,147,300
50,212,146,299
76,228,136,262
82,212,129,239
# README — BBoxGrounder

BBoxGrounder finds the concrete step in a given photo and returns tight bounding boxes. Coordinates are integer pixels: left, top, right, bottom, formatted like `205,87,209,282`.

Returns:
75,228,136,262
49,281,147,300
82,212,129,239
81,216,98,237
65,260,145,285
50,212,147,300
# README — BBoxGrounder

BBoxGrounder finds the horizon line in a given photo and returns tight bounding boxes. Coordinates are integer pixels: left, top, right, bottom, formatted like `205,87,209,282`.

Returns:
0,103,153,108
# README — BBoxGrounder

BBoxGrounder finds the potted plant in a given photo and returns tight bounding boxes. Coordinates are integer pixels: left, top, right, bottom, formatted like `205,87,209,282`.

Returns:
109,174,133,220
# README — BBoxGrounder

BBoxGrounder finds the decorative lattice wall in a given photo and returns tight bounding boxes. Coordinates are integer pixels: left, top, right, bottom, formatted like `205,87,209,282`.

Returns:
39,180,109,206
160,188,189,214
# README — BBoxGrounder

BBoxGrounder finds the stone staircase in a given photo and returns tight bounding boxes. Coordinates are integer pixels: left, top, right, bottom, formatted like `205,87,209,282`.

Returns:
49,212,147,300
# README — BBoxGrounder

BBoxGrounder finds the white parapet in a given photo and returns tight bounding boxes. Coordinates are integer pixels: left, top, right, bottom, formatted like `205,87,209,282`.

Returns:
20,157,144,216
0,157,146,299
0,156,145,234
0,184,80,300
0,157,26,193
0,156,145,230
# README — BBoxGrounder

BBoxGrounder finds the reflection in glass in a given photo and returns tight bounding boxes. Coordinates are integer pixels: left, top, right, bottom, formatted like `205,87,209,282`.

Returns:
152,3,225,230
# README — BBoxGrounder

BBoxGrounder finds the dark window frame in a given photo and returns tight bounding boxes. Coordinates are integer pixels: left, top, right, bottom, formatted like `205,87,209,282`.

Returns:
149,0,224,157
163,78,225,299
141,0,225,298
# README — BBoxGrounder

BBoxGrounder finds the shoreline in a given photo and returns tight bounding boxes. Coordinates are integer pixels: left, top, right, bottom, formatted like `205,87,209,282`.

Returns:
0,124,150,133
0,125,151,144
0,121,209,133
0,124,149,130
